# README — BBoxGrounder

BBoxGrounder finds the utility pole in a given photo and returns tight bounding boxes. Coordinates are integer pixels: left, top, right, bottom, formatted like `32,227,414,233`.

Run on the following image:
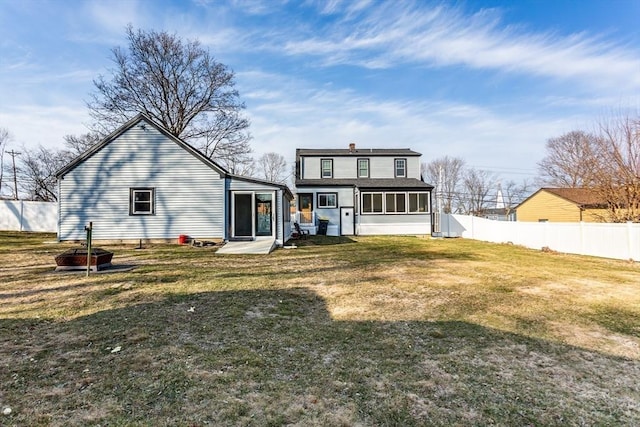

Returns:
7,150,20,200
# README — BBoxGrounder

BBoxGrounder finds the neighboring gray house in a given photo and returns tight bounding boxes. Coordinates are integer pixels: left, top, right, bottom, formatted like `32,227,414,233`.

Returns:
294,143,434,235
56,113,292,245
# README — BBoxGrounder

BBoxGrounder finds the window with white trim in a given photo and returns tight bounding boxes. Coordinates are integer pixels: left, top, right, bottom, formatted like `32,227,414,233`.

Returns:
361,192,383,213
321,159,333,178
317,193,337,208
408,192,430,213
395,158,407,177
357,158,369,178
130,188,155,215
385,192,406,213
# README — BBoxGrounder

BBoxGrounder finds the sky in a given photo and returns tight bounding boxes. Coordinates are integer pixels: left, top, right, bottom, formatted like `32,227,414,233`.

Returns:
1,0,639,185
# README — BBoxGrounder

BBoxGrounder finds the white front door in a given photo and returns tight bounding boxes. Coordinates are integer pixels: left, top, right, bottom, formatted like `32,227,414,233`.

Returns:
340,207,354,235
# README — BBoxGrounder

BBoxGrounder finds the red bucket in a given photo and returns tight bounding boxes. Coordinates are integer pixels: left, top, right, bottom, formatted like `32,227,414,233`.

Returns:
178,234,188,244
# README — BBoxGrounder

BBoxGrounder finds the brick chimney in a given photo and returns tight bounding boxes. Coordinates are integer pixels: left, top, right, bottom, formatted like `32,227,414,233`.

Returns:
349,142,356,153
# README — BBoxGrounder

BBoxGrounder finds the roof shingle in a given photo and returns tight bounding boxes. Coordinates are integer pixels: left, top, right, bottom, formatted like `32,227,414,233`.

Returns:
296,178,434,189
542,188,608,208
296,148,421,157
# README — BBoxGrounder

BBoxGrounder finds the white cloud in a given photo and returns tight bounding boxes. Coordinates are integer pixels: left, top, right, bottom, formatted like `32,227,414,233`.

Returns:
84,0,144,35
240,72,580,181
278,2,640,91
0,105,92,149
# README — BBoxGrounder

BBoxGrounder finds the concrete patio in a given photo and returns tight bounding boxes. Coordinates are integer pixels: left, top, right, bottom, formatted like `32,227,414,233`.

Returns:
215,237,276,255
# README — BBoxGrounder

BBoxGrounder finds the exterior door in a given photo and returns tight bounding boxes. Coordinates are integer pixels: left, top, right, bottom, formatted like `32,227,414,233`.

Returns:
340,207,354,235
234,193,253,237
256,194,272,236
299,193,313,224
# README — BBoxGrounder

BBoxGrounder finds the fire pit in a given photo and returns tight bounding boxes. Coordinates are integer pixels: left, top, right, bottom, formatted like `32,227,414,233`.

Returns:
55,248,114,272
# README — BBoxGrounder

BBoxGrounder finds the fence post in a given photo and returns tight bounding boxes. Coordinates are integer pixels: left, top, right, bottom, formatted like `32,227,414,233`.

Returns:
20,200,24,232
628,221,633,261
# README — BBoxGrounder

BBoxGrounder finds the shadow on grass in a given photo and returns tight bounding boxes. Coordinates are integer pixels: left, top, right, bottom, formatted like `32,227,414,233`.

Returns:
1,288,639,426
287,235,357,246
587,305,640,337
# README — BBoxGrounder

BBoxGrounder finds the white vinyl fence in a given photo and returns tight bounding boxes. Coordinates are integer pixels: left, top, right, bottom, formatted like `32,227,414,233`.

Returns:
438,214,640,262
0,200,57,233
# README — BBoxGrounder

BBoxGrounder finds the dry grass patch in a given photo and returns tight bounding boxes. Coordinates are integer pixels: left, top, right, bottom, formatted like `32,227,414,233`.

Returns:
0,232,639,425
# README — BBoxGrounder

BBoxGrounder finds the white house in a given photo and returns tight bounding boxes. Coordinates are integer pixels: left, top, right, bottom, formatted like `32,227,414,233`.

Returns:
294,143,434,235
56,113,293,246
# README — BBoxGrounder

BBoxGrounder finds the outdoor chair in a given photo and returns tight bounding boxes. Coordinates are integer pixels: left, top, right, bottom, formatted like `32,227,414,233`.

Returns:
293,222,310,239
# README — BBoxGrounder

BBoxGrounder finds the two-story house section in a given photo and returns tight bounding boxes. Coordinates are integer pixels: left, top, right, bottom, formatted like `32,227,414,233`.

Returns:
294,143,434,236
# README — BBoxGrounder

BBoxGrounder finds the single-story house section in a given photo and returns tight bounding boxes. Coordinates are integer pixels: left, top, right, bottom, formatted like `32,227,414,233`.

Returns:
516,187,608,222
56,113,293,245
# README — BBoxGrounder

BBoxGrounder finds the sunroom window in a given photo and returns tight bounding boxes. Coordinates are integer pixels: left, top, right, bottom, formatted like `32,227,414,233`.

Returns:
385,193,406,213
361,192,383,213
408,192,429,213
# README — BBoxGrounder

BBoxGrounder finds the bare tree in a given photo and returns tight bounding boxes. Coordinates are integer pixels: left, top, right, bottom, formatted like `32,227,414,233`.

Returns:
63,132,102,156
537,112,640,222
537,131,600,187
421,156,465,213
502,179,531,217
257,152,288,184
198,110,251,159
16,146,71,201
592,112,640,222
215,145,255,176
460,168,497,215
88,26,251,167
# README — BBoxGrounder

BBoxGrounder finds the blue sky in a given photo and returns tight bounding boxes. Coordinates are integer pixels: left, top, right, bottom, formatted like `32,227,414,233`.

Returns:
1,0,639,183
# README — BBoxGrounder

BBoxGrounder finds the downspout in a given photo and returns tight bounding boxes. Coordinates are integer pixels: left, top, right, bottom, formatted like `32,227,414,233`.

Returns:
57,178,61,241
353,184,359,235
225,176,230,241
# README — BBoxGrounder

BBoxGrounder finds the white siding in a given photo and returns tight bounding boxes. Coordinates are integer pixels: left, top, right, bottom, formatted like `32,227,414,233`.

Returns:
407,157,421,179
358,213,432,235
59,125,225,241
296,185,354,226
370,157,393,178
333,157,355,179
302,157,320,179
301,155,421,179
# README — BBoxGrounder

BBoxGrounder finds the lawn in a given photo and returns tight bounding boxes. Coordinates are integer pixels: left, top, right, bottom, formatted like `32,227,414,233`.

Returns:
0,231,639,426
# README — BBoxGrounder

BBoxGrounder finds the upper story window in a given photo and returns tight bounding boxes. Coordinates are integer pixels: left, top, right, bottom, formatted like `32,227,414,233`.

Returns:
321,159,333,178
130,188,155,215
395,158,407,178
357,158,369,178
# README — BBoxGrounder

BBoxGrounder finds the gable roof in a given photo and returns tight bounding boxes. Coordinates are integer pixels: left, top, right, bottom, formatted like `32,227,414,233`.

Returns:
518,187,608,209
55,113,229,179
296,148,421,157
55,113,292,197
